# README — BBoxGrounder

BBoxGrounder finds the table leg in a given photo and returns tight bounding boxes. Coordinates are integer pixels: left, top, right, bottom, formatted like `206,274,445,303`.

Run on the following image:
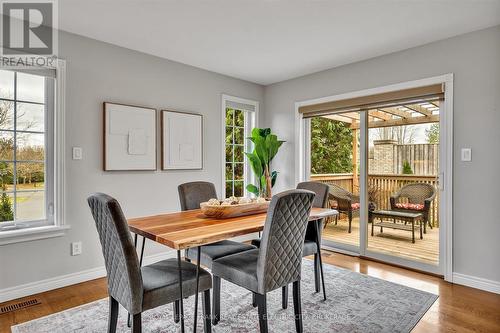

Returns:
412,220,415,243
177,250,185,333
193,246,201,333
315,219,327,301
128,234,140,328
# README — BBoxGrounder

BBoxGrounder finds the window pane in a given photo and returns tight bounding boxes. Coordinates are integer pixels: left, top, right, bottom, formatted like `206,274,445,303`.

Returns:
234,126,244,145
234,163,243,180
225,126,233,144
225,145,233,162
0,162,14,191
234,110,244,127
234,181,243,197
234,145,244,162
0,70,15,99
0,132,14,160
225,181,233,198
225,108,234,126
0,191,14,223
0,100,14,130
16,72,45,103
225,163,233,180
15,190,45,221
17,103,45,132
16,133,45,161
16,162,44,189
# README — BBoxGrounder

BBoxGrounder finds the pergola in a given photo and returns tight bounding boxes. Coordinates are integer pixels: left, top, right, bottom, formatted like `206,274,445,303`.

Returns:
320,101,440,189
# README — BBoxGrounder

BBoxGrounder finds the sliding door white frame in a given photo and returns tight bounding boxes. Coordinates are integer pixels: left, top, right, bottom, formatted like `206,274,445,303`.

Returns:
294,74,454,281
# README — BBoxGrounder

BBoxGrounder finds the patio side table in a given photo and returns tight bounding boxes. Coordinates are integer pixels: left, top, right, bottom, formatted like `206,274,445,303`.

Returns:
370,210,424,243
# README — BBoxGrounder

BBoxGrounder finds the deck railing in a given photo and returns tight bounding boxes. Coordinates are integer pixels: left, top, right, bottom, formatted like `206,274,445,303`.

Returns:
310,173,440,227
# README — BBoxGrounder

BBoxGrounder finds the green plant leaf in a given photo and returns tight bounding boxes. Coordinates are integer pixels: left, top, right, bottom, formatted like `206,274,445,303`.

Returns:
245,152,263,177
271,171,278,187
246,184,259,196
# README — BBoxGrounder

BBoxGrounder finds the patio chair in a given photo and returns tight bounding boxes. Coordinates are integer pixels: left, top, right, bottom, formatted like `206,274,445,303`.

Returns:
390,183,436,233
328,184,360,233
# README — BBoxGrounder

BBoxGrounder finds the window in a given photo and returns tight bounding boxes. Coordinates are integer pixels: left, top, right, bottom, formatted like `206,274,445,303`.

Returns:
222,95,258,198
0,68,55,233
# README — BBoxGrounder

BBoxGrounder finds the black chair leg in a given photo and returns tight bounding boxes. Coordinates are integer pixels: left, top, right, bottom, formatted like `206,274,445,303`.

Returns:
127,313,131,328
282,285,288,309
131,313,142,333
348,212,352,233
202,289,212,333
108,296,118,333
292,281,303,333
212,276,221,325
317,250,327,301
313,253,320,293
252,292,257,308
256,293,268,333
173,300,180,323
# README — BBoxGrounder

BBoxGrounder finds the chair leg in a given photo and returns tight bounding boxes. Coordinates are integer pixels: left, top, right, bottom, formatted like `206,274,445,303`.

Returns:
173,300,180,323
212,276,221,325
252,292,258,307
202,289,212,333
282,285,288,309
313,253,320,293
108,296,118,333
348,212,352,233
131,313,142,333
256,293,268,333
292,281,303,333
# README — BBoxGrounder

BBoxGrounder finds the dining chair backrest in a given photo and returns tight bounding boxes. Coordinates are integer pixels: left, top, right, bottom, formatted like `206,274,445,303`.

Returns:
256,189,315,294
178,181,217,211
297,181,330,241
87,193,143,314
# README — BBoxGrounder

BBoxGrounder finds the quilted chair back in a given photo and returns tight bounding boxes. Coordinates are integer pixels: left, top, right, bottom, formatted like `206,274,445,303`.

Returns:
178,181,217,211
87,193,143,314
399,183,436,204
297,181,329,241
256,189,315,293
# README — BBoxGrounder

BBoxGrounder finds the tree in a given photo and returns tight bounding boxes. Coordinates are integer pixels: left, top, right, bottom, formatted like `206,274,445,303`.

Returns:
426,123,439,144
310,117,353,174
0,189,14,222
402,160,413,174
375,125,416,144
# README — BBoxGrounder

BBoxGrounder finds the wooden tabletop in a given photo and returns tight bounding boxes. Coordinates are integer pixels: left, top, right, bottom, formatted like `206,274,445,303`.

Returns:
128,207,338,250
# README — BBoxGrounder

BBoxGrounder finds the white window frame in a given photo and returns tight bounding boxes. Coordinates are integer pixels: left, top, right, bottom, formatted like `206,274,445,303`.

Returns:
221,94,259,198
0,59,67,245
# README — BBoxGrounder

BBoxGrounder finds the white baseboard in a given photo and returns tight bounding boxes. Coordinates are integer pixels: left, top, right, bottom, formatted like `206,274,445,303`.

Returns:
453,273,500,294
0,251,175,303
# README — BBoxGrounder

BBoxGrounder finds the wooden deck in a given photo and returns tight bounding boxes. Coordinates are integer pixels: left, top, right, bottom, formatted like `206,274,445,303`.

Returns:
323,216,439,265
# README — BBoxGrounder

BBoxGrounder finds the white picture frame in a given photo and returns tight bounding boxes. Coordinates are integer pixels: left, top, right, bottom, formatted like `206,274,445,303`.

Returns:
161,110,203,170
103,102,157,171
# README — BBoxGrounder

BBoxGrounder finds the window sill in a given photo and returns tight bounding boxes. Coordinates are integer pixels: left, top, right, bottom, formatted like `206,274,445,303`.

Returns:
0,225,70,245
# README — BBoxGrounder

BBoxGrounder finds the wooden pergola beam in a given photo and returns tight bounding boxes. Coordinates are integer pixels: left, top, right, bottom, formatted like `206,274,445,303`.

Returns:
377,107,412,119
349,114,439,129
369,110,392,120
404,104,432,116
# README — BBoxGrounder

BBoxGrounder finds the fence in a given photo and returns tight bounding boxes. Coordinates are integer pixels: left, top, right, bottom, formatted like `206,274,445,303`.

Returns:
310,173,440,227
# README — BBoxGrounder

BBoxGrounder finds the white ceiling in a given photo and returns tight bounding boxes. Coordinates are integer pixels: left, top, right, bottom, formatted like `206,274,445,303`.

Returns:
59,0,500,85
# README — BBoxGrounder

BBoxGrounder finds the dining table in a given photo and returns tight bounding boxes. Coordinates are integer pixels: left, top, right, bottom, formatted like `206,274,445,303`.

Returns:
128,206,339,333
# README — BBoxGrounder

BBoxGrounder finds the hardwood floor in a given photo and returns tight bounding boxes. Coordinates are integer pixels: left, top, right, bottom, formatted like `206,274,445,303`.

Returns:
1,252,499,332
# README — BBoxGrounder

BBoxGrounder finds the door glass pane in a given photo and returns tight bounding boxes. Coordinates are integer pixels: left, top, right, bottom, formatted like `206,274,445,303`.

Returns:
309,112,360,248
0,132,14,161
17,103,45,132
15,190,45,221
367,106,440,266
0,70,15,99
0,100,14,130
16,133,45,161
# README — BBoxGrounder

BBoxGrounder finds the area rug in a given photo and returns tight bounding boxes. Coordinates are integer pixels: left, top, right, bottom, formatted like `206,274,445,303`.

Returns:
11,260,437,333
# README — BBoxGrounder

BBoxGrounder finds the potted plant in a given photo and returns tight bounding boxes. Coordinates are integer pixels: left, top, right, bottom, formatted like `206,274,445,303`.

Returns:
245,128,285,199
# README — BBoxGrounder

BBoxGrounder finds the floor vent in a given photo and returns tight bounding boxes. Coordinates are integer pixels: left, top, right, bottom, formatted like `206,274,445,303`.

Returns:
0,299,41,314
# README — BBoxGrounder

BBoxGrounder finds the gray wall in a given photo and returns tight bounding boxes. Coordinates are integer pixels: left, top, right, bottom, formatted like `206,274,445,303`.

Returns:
263,26,500,283
0,31,264,290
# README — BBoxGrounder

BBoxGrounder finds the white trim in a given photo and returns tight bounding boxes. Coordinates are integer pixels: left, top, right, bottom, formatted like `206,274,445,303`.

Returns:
453,273,500,295
221,94,259,198
0,251,175,303
294,74,454,281
0,225,69,245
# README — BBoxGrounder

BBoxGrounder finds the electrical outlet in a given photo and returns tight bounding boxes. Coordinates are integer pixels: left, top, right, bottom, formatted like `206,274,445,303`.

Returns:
71,242,82,256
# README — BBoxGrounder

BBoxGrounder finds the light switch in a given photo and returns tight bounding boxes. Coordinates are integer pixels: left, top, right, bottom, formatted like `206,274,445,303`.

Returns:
461,148,471,162
72,147,83,160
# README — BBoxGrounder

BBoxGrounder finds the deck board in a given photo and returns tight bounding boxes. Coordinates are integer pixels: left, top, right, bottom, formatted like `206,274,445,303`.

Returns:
323,216,439,265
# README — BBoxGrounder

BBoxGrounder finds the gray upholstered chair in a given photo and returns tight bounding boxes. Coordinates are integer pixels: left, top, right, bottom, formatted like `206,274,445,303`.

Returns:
179,182,256,268
212,189,315,333
251,181,330,308
88,193,212,333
